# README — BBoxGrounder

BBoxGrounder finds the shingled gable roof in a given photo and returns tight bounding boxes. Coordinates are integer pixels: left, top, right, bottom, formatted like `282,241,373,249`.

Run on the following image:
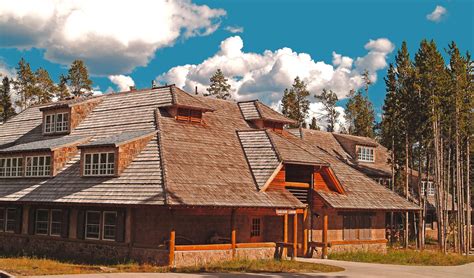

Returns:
78,130,156,148
333,133,378,148
238,100,296,124
38,95,104,111
0,136,89,153
156,85,214,112
285,130,419,210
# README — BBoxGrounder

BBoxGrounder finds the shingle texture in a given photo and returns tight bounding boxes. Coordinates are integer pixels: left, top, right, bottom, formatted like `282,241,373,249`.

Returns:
0,136,88,153
238,101,261,120
79,130,155,148
237,100,295,124
237,130,280,189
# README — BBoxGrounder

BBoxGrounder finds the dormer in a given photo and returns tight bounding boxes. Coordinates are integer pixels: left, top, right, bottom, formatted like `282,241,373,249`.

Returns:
39,97,103,135
238,100,295,133
0,136,89,178
333,133,378,163
77,130,156,177
155,85,214,124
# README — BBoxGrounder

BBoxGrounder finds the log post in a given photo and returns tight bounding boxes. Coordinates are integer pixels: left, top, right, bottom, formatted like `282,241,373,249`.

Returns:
169,229,175,268
303,208,308,257
231,209,236,258
283,213,288,258
293,213,298,259
322,214,328,259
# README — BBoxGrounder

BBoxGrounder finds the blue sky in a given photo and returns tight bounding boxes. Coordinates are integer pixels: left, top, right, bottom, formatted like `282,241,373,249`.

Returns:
0,0,472,125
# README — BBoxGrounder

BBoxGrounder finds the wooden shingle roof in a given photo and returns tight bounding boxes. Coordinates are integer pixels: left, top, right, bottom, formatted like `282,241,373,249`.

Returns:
0,136,88,153
238,100,295,124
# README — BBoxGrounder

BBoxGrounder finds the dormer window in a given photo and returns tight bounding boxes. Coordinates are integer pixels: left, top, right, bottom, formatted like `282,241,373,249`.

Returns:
357,146,374,162
25,155,51,177
44,112,69,134
84,152,115,176
0,157,23,177
176,108,202,123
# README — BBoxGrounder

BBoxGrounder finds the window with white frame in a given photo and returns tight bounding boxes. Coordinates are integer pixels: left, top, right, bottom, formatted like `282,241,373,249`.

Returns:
421,181,435,196
357,146,375,162
5,208,17,232
83,152,115,176
0,157,23,177
250,218,261,237
44,112,69,134
85,211,117,241
35,209,62,236
85,211,101,240
25,156,51,177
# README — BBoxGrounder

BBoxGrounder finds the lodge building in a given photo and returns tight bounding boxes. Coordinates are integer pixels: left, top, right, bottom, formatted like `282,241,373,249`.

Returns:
0,86,418,267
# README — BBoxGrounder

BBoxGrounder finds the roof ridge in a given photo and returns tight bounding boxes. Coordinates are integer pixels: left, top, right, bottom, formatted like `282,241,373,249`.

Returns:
154,108,169,205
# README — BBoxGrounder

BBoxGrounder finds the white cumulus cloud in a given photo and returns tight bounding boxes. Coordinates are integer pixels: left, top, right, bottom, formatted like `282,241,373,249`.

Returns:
108,75,135,92
0,0,226,75
0,60,15,78
157,36,395,106
427,5,447,22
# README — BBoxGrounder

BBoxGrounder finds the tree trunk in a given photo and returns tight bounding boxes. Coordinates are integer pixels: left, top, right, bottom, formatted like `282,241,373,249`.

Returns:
466,137,471,253
405,134,410,248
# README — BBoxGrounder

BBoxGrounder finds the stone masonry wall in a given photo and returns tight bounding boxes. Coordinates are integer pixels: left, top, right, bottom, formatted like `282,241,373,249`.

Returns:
174,247,275,267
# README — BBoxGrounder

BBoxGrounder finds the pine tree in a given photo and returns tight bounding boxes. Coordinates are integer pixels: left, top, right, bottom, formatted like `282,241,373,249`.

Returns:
205,69,232,100
0,77,16,122
67,60,92,96
280,77,310,128
34,68,56,104
12,58,36,110
344,85,375,138
56,74,71,100
315,89,339,132
309,116,320,130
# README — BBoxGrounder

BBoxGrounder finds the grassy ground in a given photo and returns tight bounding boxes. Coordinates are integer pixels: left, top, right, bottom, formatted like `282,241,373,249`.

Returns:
0,257,343,276
328,249,474,266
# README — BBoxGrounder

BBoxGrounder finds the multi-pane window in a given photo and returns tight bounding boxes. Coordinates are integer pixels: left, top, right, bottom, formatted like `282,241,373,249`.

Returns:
103,212,117,241
250,218,261,237
84,152,115,176
343,214,372,240
85,211,117,241
0,157,23,177
0,207,18,233
44,112,69,134
421,181,435,196
35,209,62,236
357,146,375,162
25,156,51,177
85,211,101,240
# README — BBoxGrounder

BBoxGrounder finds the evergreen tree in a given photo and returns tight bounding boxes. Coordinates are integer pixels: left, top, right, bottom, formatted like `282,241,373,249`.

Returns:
56,74,71,100
280,76,310,128
12,58,36,110
205,69,232,100
67,60,92,96
309,116,320,130
344,85,375,138
0,77,16,122
34,68,56,104
315,89,339,132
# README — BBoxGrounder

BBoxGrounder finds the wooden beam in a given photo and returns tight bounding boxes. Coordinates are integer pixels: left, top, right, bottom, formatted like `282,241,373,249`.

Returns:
236,242,276,248
303,208,308,257
260,162,283,192
231,209,236,258
175,244,232,251
169,229,175,267
293,213,298,259
125,207,132,244
285,181,310,188
322,214,328,259
283,214,288,258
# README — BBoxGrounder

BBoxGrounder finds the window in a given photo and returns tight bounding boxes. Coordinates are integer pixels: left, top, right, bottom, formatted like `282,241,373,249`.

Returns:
83,152,115,176
343,214,372,240
250,218,261,237
35,209,62,236
421,181,435,196
103,211,117,241
2,208,18,233
25,156,51,177
85,211,118,241
85,211,101,240
357,146,374,162
176,108,202,123
0,157,23,177
44,112,69,134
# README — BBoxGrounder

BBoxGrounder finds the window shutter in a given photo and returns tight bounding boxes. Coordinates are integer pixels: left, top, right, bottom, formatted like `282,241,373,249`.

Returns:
14,206,22,234
61,209,70,238
76,210,85,240
115,209,126,242
28,207,36,235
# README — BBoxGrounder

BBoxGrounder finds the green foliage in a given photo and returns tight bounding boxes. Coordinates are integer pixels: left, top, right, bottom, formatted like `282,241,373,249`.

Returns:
56,74,71,100
205,69,232,100
315,89,339,132
12,58,37,110
328,249,474,266
345,89,375,138
309,116,320,130
34,68,56,104
281,76,310,128
67,60,93,96
0,77,16,122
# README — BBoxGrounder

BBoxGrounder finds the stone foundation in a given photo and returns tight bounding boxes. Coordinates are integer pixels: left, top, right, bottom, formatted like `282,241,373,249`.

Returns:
174,247,276,267
0,234,168,265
